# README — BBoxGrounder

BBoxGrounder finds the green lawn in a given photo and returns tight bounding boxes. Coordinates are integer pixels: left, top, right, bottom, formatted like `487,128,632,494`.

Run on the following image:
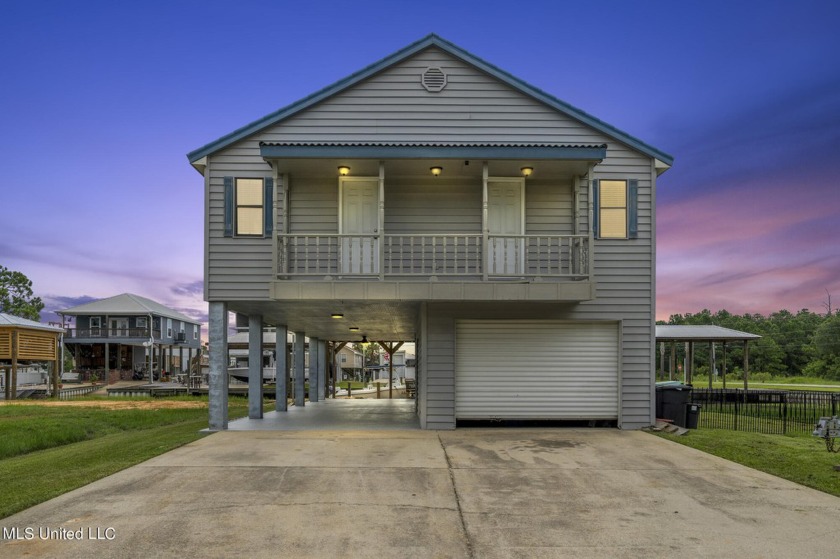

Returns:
652,428,840,497
0,396,248,519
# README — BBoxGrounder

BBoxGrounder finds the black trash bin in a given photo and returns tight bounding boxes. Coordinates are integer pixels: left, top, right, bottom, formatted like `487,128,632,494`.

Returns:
685,403,702,429
655,382,693,428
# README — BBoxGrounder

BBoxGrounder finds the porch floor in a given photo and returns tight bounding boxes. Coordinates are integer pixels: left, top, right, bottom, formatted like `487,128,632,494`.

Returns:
227,398,420,431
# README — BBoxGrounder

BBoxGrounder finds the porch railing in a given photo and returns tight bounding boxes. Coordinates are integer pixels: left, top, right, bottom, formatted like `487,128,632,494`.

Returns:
65,328,161,339
277,234,589,279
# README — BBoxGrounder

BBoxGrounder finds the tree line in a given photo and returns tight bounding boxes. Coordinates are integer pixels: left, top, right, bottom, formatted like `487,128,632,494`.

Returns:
660,309,840,380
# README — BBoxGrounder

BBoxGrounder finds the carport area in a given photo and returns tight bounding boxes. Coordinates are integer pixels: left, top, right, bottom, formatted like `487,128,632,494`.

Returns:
3,428,840,558
228,398,420,431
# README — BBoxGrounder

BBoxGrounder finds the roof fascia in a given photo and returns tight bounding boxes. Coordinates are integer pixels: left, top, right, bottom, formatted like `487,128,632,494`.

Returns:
260,144,607,161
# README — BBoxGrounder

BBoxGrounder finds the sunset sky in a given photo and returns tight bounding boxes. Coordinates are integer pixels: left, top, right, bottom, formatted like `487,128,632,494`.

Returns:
2,0,839,329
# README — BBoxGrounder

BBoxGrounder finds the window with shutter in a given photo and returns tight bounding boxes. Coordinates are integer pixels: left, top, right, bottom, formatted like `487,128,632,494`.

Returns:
599,180,628,239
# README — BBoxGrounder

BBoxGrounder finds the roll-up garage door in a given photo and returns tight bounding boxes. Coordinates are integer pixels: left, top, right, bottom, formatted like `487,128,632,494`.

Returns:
455,320,619,419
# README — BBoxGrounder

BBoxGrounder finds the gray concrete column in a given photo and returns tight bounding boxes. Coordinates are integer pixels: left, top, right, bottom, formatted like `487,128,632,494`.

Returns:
275,325,288,412
208,302,229,430
317,340,326,400
309,336,320,402
248,314,264,419
294,331,306,407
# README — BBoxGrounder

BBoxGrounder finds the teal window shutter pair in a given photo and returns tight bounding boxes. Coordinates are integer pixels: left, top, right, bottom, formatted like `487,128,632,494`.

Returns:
223,176,273,237
591,179,638,239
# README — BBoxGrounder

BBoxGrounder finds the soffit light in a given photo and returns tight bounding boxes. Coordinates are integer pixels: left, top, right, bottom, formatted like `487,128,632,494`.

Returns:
338,166,351,176
520,167,534,177
349,327,360,332
331,313,344,319
430,166,443,176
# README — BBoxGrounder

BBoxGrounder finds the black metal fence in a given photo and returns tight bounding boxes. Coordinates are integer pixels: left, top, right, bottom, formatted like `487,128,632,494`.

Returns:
690,389,840,435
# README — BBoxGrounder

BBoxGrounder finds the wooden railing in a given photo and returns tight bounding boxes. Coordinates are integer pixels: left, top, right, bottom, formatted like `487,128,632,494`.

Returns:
278,234,589,279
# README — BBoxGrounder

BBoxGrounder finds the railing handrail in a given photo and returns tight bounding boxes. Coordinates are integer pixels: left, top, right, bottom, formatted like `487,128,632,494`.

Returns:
278,232,590,279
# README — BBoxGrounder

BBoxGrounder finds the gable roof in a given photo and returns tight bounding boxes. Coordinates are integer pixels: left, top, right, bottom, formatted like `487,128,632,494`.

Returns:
58,293,199,325
187,33,673,169
0,313,65,333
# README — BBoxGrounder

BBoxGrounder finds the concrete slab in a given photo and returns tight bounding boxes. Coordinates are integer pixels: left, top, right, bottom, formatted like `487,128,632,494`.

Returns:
3,427,840,558
227,398,420,431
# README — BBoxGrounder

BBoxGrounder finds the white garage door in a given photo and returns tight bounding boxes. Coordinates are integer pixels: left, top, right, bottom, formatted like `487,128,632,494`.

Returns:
456,320,619,420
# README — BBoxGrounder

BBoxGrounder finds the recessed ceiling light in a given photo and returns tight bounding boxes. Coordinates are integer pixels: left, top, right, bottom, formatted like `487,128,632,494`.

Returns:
331,313,344,319
349,327,360,332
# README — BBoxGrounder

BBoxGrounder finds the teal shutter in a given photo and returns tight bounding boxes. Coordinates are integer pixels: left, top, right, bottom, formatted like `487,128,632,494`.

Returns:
264,177,274,237
591,179,599,238
628,179,638,239
223,176,234,237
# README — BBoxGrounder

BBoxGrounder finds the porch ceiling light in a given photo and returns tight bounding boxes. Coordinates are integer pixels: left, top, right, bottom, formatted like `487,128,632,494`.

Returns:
331,313,344,319
349,327,360,332
520,167,534,177
430,166,443,176
338,166,351,176
361,335,369,343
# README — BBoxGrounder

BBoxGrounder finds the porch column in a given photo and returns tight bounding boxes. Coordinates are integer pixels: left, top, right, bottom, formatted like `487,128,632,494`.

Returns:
248,314,264,419
378,161,385,280
317,339,326,401
208,302,229,430
294,331,306,407
179,347,184,374
482,162,489,281
104,342,109,382
275,325,288,411
309,336,320,403
669,341,676,382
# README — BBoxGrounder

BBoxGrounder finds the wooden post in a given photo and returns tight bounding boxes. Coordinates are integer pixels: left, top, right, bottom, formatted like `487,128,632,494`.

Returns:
3,366,10,400
11,330,18,400
51,360,59,400
377,341,404,399
708,341,715,389
722,341,727,389
744,340,750,391
659,342,665,381
669,341,676,382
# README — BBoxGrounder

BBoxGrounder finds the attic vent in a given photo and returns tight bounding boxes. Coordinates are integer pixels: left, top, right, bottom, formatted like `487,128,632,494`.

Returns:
421,67,447,92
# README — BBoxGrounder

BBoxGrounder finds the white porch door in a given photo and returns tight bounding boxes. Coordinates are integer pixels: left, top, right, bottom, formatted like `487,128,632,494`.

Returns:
487,178,524,275
340,178,379,274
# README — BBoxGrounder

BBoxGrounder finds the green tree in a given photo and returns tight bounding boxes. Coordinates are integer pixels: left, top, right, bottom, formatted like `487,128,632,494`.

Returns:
0,265,44,321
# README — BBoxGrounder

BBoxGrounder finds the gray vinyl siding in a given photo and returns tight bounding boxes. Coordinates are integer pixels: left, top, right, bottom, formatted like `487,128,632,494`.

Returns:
204,45,657,428
385,178,480,234
288,177,338,233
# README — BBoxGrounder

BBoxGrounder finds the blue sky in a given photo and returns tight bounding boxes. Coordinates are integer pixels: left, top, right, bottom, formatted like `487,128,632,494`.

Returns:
2,0,839,329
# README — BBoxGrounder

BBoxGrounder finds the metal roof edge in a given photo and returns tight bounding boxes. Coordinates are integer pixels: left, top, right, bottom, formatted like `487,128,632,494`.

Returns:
187,33,673,167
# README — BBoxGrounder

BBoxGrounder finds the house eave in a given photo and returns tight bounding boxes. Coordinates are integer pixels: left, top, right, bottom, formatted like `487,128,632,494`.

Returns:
259,143,607,162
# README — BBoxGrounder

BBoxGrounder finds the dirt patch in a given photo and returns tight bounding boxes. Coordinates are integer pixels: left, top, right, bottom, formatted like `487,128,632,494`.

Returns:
0,400,206,410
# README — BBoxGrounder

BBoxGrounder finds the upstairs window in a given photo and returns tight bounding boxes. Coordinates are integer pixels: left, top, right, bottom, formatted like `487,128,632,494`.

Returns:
593,179,638,239
223,176,273,237
235,178,264,236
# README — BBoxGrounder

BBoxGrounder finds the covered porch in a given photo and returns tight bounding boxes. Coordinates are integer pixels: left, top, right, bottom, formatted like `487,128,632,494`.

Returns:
263,143,604,297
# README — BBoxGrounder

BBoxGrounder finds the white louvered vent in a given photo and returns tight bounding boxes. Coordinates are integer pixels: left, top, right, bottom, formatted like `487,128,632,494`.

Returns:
421,67,447,92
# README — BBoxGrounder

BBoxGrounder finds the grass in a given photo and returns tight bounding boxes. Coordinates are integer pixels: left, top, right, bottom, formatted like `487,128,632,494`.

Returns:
0,396,248,519
652,428,840,497
337,381,366,390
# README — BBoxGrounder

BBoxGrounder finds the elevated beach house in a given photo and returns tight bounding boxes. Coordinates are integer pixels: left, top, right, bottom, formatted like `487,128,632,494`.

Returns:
187,34,673,430
59,293,202,382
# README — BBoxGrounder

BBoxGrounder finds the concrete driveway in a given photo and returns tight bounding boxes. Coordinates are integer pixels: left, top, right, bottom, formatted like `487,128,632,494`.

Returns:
2,428,839,558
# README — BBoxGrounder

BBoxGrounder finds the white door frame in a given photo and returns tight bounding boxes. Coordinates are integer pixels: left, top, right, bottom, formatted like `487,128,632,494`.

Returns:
338,176,380,274
486,177,525,275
